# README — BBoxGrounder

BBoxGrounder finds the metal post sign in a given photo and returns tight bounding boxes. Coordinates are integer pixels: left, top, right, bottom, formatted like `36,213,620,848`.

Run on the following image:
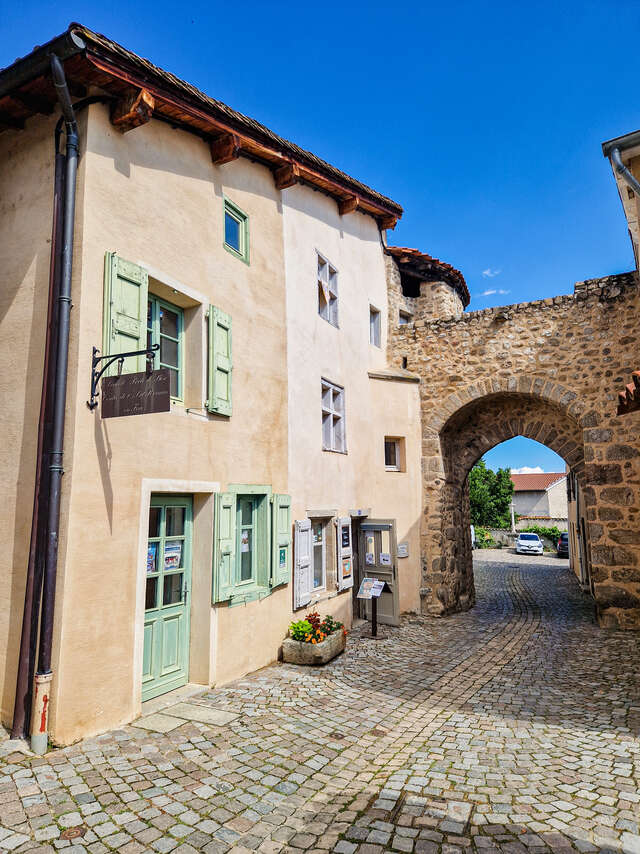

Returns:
102,368,170,418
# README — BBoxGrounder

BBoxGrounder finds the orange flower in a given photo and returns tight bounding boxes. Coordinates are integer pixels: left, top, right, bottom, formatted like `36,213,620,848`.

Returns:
311,639,317,644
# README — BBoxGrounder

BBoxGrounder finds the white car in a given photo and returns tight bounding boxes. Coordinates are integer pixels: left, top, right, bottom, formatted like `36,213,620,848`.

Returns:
516,533,543,555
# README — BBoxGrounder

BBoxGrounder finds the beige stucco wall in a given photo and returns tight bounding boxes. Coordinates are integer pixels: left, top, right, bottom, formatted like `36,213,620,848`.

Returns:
0,114,60,727
547,477,568,519
45,104,293,744
282,185,423,617
513,491,550,517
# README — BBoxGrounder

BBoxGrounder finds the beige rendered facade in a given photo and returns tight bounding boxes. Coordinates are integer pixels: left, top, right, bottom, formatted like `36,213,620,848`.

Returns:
0,26,422,745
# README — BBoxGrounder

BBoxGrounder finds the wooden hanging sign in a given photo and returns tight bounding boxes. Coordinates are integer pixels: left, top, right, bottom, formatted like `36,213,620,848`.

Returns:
102,368,170,418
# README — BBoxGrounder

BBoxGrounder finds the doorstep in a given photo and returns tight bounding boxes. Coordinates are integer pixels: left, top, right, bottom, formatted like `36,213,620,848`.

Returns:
140,682,206,717
133,683,240,733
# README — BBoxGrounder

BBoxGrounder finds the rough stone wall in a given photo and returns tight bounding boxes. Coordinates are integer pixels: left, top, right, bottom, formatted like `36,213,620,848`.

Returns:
388,264,640,628
385,255,464,333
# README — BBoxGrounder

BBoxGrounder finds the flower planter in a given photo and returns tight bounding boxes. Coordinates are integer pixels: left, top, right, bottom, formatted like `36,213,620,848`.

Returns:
282,629,346,666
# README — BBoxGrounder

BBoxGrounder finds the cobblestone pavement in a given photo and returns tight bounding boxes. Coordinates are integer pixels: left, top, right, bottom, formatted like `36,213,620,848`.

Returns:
0,552,638,854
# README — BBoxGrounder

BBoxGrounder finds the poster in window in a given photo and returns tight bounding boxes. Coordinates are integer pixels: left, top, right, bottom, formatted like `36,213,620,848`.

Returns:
341,526,350,549
147,543,158,574
365,552,375,566
279,547,287,570
241,530,250,553
341,557,352,579
380,552,391,566
164,541,182,569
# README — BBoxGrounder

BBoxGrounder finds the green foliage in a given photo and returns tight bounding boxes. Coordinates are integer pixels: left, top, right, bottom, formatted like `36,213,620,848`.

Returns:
520,525,566,542
288,612,345,644
289,619,312,641
474,526,497,548
469,460,514,528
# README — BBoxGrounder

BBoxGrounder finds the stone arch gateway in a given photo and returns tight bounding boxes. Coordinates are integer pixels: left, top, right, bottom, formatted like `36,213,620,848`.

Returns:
387,255,640,629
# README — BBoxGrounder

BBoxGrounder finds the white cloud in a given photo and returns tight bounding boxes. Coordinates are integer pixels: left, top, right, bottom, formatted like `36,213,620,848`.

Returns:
482,268,502,278
511,466,545,474
476,288,511,298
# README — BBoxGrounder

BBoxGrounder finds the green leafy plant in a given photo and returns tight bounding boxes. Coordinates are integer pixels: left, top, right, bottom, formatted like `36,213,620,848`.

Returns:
288,612,345,644
520,524,566,542
474,526,497,549
469,460,514,528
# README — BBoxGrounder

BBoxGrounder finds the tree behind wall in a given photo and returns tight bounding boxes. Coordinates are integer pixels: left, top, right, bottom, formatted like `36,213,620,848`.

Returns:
468,460,514,528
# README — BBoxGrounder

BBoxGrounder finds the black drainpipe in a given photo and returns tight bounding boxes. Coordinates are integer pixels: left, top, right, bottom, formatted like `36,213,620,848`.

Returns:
29,54,79,754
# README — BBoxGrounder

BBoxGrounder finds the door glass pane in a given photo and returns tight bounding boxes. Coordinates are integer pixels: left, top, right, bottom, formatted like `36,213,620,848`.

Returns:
166,507,185,537
225,212,241,251
148,507,161,538
365,534,375,566
160,337,178,367
168,368,178,398
380,529,391,559
240,529,252,581
163,573,183,606
313,544,323,589
312,522,323,544
147,542,159,574
160,306,179,338
145,577,157,610
241,499,253,526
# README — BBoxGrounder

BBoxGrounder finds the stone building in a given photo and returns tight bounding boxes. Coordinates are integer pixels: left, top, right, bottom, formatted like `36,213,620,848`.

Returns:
0,22,639,751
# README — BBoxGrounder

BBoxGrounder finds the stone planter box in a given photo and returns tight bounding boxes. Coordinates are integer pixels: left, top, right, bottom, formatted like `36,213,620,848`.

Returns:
282,629,346,666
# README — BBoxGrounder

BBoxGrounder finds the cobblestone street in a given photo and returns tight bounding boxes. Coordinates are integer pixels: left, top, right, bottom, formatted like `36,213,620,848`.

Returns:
0,552,638,854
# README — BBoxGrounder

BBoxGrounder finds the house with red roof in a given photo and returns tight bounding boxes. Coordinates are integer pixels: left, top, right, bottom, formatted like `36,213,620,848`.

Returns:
510,472,568,522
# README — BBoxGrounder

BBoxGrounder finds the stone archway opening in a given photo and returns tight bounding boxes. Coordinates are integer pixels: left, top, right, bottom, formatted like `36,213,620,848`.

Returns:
428,391,587,617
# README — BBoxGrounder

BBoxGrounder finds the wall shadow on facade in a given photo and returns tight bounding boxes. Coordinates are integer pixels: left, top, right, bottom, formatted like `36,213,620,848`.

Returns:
425,387,586,619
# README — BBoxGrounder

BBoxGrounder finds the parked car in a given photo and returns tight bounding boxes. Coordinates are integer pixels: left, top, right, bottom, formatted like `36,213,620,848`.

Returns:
557,532,569,557
515,533,543,555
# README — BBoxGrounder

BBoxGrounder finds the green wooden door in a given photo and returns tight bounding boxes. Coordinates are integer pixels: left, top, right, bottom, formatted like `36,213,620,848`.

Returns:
143,495,192,701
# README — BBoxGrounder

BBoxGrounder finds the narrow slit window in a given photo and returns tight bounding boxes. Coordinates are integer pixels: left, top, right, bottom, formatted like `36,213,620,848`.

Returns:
369,306,381,346
318,253,338,326
223,198,249,263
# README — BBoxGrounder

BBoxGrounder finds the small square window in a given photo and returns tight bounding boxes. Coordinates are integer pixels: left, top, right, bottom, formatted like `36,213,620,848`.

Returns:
318,253,338,326
385,437,405,471
399,310,413,325
369,306,381,347
321,379,346,452
223,198,249,264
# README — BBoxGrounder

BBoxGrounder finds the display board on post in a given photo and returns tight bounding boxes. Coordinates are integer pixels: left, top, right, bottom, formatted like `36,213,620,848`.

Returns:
356,576,391,638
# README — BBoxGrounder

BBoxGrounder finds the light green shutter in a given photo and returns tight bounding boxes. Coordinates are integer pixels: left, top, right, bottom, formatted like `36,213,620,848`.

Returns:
213,492,237,603
207,306,232,415
271,494,292,588
103,252,148,373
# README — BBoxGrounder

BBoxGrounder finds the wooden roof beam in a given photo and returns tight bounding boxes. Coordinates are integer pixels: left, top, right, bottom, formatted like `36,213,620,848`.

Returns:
338,195,360,216
274,162,299,190
10,90,55,115
0,111,24,130
111,88,154,132
210,132,241,165
380,215,397,230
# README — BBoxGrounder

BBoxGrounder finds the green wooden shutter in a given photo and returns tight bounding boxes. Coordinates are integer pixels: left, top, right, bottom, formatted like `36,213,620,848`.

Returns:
213,492,237,603
103,252,149,373
271,494,292,588
207,306,232,415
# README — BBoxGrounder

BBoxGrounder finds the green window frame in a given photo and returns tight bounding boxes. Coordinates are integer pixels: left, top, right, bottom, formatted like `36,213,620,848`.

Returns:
212,485,291,606
147,295,184,400
223,197,250,264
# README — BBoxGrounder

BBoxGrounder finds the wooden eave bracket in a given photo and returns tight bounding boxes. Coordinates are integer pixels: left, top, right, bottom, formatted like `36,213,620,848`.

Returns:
380,215,397,230
274,162,299,190
210,132,241,165
110,88,154,132
338,195,360,216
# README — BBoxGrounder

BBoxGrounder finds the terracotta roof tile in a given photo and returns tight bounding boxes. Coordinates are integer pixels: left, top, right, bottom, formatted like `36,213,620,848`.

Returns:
386,246,470,307
510,472,566,492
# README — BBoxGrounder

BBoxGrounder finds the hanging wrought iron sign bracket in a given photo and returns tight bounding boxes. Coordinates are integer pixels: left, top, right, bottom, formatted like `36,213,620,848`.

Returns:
87,344,159,410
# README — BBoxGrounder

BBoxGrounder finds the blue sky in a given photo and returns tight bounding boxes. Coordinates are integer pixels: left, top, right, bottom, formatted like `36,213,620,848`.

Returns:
2,0,636,472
